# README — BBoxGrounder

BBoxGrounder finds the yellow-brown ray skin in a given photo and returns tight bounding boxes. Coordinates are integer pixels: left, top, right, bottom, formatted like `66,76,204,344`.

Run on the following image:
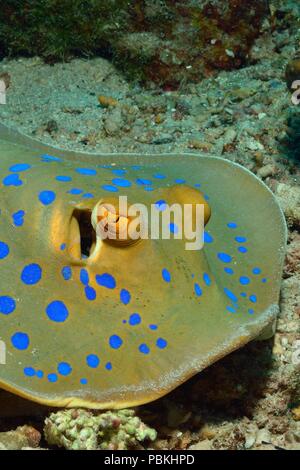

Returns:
0,124,287,409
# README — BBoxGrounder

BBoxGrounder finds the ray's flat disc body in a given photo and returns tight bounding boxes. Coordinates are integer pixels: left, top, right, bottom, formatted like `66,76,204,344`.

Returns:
0,124,287,408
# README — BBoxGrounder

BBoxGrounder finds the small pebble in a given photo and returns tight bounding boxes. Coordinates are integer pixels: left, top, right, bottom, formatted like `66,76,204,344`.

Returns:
257,164,276,178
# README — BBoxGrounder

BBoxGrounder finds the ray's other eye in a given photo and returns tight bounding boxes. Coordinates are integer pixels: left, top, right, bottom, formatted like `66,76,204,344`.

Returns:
91,200,141,247
167,185,211,227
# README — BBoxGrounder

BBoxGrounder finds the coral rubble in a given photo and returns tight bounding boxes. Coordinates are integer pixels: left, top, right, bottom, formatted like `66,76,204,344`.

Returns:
44,409,157,450
0,425,41,450
0,0,269,86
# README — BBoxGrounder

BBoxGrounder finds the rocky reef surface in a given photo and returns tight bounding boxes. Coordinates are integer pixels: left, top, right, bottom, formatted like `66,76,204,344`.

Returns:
0,0,269,86
0,0,299,451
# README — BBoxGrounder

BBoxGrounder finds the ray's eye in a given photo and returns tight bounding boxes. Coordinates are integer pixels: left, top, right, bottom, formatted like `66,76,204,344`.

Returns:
97,206,129,239
91,200,141,247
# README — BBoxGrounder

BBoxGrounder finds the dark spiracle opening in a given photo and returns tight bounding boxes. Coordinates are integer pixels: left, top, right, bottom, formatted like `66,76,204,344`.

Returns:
72,208,96,257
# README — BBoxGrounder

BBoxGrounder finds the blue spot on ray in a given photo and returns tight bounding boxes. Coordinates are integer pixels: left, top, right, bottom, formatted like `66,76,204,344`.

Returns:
86,354,100,368
41,154,61,162
85,286,96,301
56,175,72,182
169,223,178,234
76,168,97,176
224,288,238,303
136,178,152,186
253,267,261,275
11,332,29,350
12,210,25,226
235,236,247,243
194,283,202,297
80,269,89,286
46,301,69,323
226,306,236,313
239,276,250,285
102,185,118,193
203,232,213,243
3,174,23,186
109,335,123,349
24,367,35,377
162,268,171,283
218,253,232,263
112,178,131,187
9,163,31,172
0,296,16,315
68,188,83,195
139,344,150,354
112,169,126,176
62,266,72,281
48,373,58,383
129,313,141,326
21,264,42,285
0,242,9,259
39,190,56,206
58,362,72,376
155,200,167,211
96,273,116,289
224,267,234,275
203,273,211,286
120,289,131,305
156,338,167,349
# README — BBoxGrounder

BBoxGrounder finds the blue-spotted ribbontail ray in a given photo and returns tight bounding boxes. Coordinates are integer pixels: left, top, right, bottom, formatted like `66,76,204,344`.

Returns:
0,123,287,409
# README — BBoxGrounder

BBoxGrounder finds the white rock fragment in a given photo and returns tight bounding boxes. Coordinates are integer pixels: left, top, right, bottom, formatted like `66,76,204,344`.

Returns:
225,49,235,58
256,429,271,446
223,128,237,145
246,137,264,151
257,164,276,178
